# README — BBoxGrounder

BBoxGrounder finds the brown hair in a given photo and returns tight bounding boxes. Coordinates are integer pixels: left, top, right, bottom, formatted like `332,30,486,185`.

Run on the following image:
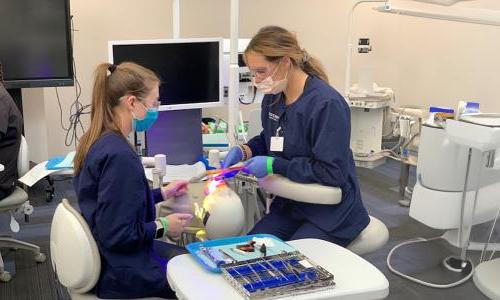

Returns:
245,26,329,84
73,62,159,174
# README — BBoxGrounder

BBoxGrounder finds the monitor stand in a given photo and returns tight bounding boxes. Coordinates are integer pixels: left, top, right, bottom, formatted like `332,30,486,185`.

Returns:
145,109,203,165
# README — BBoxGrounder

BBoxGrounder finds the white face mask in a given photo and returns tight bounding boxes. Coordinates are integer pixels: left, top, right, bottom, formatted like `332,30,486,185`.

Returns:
252,60,289,95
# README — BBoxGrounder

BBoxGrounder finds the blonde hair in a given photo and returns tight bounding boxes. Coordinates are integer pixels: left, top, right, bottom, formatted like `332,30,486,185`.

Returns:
73,62,159,174
245,26,329,84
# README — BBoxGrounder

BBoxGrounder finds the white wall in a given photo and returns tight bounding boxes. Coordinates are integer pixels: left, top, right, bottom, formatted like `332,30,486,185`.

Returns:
23,0,173,161
22,88,48,163
22,0,500,161
352,0,500,113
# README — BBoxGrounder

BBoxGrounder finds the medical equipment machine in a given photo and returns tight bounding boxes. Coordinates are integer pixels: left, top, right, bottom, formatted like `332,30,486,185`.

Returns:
222,39,264,106
344,24,395,168
345,0,489,170
346,44,423,170
348,83,393,168
186,234,336,299
387,113,500,289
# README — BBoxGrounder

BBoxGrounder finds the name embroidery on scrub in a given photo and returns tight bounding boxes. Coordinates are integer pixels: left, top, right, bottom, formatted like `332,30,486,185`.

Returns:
268,112,279,122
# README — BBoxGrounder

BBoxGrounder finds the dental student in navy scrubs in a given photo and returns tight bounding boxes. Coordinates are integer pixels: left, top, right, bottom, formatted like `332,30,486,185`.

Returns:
223,26,370,247
73,62,193,299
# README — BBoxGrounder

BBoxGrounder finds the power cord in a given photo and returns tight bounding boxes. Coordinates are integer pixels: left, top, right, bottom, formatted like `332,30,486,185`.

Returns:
55,16,91,148
480,202,500,262
387,236,475,288
239,85,258,105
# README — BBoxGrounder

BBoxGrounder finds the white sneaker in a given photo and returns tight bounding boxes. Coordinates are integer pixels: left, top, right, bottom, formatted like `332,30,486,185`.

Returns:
398,199,411,207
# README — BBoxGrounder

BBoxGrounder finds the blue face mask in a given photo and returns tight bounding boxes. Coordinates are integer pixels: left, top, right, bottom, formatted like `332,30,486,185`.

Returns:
133,108,159,132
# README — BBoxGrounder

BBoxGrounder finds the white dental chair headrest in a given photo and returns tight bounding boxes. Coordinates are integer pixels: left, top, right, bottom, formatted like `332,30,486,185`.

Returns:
258,174,342,205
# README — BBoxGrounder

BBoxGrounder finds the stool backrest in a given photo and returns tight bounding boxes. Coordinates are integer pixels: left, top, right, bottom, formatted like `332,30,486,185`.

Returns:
347,216,389,255
258,174,342,205
50,199,101,294
18,135,30,176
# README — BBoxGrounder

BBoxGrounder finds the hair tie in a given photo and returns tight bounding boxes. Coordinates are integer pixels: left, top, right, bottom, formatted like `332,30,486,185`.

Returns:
108,64,117,74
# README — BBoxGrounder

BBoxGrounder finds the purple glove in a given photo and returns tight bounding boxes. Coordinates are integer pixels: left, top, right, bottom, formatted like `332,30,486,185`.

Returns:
222,146,243,168
242,156,274,178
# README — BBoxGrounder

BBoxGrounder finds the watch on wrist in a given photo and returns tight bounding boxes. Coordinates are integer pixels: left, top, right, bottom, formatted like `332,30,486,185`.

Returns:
155,221,164,239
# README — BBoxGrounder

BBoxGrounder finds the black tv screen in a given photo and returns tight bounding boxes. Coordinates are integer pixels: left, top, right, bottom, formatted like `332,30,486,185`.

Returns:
0,0,74,88
111,40,221,109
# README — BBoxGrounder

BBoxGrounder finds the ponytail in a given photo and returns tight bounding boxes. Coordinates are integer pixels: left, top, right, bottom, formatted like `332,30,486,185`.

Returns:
299,51,329,83
74,62,159,174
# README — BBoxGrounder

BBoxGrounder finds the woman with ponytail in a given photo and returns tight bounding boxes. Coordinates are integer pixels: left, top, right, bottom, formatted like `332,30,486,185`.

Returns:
73,62,192,299
223,26,369,247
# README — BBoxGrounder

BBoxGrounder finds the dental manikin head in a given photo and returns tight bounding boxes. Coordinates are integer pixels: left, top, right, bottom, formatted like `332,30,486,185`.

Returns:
194,178,245,240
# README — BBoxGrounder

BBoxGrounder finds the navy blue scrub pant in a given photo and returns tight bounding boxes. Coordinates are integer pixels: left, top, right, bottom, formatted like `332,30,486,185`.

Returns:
153,241,188,299
248,202,351,247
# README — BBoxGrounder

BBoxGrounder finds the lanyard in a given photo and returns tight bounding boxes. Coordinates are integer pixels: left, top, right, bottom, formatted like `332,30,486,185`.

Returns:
270,98,286,152
275,109,287,137
275,126,283,137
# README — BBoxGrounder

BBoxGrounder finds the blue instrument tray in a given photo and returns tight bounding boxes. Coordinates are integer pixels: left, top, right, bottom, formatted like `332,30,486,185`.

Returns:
186,234,295,273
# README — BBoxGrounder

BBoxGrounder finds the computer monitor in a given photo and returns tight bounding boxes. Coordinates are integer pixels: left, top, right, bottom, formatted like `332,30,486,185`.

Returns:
0,0,74,88
108,38,223,111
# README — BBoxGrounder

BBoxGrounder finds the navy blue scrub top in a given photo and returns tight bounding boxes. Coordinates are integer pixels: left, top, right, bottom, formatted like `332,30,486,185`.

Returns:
74,132,167,299
247,76,370,240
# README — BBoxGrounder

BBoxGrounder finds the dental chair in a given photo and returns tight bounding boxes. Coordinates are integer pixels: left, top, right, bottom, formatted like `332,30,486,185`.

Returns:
259,174,389,255
0,135,46,282
388,119,500,290
50,199,165,300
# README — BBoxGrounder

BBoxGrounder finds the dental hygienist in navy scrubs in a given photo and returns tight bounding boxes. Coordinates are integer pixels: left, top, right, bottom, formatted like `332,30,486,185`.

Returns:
223,26,370,247
73,62,193,299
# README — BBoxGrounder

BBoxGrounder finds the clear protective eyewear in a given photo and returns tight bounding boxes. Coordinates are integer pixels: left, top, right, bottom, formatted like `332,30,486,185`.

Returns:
141,99,160,111
132,97,160,112
119,95,160,111
249,61,281,80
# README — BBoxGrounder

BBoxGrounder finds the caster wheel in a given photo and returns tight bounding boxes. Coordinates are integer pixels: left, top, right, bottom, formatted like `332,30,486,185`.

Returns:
24,204,34,215
0,271,12,282
35,253,46,263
